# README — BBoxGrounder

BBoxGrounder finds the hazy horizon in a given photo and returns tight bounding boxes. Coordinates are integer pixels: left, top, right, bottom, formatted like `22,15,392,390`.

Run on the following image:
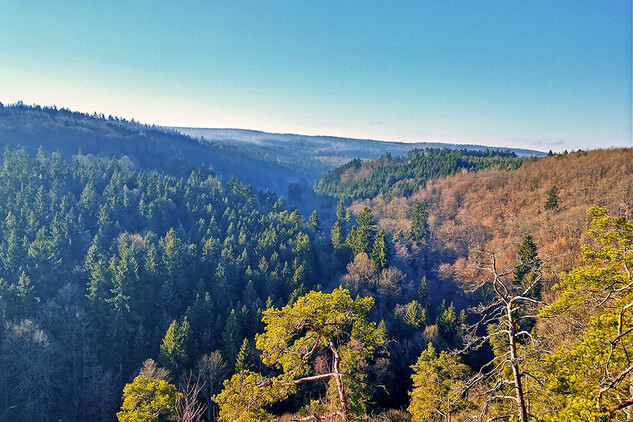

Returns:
1,1,631,152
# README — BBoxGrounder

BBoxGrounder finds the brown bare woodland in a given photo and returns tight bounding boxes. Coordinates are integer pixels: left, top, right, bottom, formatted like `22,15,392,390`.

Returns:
352,149,633,278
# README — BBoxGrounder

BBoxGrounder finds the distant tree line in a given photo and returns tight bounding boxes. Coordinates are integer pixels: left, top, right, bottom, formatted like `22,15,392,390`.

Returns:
314,148,526,201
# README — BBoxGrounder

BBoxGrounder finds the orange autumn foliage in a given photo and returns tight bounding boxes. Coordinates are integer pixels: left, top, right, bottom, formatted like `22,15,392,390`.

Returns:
356,148,633,278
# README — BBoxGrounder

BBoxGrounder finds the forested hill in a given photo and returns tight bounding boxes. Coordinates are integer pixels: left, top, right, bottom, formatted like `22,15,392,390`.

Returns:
0,103,308,193
330,147,633,420
314,148,527,201
0,144,469,421
175,127,543,166
0,103,544,196
4,101,633,421
0,146,329,420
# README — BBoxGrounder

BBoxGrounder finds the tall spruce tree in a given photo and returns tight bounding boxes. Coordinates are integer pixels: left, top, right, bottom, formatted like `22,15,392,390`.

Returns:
159,317,193,378
513,234,541,297
331,221,344,250
409,199,429,242
308,210,322,235
371,229,391,270
354,207,377,256
235,338,254,373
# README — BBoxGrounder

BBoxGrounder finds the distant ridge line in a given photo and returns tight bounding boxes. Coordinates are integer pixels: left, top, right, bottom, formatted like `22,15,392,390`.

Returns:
170,126,545,157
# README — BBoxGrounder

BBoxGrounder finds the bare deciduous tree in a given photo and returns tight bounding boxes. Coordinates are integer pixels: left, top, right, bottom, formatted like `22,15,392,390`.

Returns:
196,350,229,421
462,243,549,422
176,372,206,422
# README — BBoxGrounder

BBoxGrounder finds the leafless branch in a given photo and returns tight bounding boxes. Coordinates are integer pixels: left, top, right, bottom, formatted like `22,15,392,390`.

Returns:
176,372,206,422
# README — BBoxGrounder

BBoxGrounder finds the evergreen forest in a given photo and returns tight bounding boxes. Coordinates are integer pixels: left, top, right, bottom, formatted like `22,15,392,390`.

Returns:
314,148,526,201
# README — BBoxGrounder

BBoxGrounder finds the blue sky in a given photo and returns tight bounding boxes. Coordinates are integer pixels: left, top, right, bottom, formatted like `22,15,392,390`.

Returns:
1,1,631,152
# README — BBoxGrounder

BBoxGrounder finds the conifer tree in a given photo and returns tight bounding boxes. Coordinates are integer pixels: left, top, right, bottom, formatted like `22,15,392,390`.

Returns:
408,343,471,422
352,207,376,257
402,300,426,330
222,309,242,365
106,235,139,315
142,237,160,279
331,221,344,250
117,375,179,422
160,228,184,284
436,301,459,340
85,237,109,304
417,276,430,311
105,234,140,374
409,199,429,242
539,207,633,419
308,210,322,235
159,317,193,378
235,338,254,373
544,181,560,211
1,212,24,277
356,206,375,229
345,226,358,254
371,229,391,270
215,288,385,422
513,234,541,297
336,200,350,233
159,280,182,319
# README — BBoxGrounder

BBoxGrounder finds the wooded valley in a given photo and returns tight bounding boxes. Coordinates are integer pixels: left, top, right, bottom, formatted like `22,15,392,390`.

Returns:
0,104,632,421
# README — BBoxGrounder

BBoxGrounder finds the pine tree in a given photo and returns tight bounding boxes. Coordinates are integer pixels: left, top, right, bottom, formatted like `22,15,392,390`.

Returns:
159,317,193,378
117,375,178,422
513,234,541,296
409,199,429,242
355,207,377,256
222,309,242,365
308,210,322,235
331,221,344,250
544,181,560,211
371,229,391,270
235,338,254,373
408,343,471,422
216,288,386,422
538,207,633,419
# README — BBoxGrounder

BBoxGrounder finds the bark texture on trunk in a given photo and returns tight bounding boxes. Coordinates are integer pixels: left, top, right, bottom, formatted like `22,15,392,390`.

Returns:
507,302,528,422
330,341,351,422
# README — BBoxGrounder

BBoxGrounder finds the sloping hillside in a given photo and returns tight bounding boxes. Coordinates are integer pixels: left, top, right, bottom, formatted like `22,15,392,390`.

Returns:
351,148,633,276
175,127,543,182
0,104,306,192
314,148,527,201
